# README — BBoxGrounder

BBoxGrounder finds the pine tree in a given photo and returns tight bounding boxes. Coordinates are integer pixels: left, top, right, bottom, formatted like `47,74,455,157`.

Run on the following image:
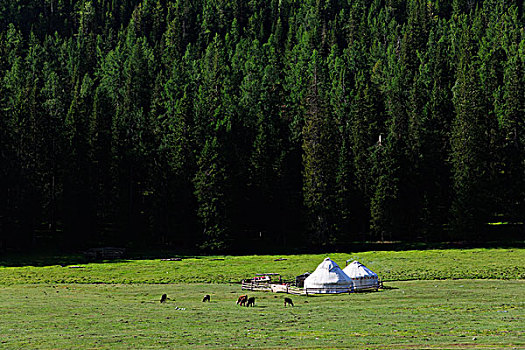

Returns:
370,130,399,242
347,71,386,238
374,43,410,240
192,34,232,250
499,49,525,223
409,24,454,240
62,76,97,247
193,136,230,251
450,37,492,238
327,47,353,239
301,50,338,246
154,50,198,247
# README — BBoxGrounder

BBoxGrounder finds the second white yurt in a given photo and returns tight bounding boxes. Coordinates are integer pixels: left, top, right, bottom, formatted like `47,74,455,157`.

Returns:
303,257,353,294
343,260,379,291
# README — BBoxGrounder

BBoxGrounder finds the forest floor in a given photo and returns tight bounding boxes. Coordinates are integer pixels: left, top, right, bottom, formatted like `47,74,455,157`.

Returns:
0,249,524,349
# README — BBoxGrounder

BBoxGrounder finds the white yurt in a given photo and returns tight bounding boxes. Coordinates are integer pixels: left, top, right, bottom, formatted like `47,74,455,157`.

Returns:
343,260,379,291
303,257,353,294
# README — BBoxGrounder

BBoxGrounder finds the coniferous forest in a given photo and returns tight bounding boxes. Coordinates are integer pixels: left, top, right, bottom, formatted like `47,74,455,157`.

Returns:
0,0,524,252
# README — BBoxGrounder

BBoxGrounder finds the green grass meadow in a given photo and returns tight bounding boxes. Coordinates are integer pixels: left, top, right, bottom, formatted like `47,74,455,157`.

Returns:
1,248,524,284
1,248,524,349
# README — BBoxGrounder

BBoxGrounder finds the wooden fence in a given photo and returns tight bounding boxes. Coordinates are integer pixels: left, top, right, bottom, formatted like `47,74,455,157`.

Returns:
241,280,382,295
241,281,272,292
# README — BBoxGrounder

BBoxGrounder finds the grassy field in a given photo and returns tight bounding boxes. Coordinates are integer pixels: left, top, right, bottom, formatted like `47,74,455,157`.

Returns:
1,248,524,349
0,280,523,349
0,248,524,284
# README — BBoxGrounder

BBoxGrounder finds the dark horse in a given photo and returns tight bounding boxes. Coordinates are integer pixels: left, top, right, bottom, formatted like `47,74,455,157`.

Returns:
246,297,255,307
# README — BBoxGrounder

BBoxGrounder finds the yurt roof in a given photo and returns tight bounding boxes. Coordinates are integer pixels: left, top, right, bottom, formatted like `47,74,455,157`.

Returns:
304,257,352,286
343,260,378,278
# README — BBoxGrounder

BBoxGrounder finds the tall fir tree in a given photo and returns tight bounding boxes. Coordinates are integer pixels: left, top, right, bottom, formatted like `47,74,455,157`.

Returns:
301,50,338,246
450,34,493,238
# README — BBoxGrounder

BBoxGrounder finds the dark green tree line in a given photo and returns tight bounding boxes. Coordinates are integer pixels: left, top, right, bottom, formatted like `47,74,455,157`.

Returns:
0,0,523,252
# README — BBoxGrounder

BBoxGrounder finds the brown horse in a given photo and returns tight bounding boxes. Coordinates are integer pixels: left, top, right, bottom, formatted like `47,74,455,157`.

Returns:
237,295,248,306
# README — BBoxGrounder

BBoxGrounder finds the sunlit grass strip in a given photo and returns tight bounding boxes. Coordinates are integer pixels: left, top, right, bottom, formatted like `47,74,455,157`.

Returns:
0,248,524,284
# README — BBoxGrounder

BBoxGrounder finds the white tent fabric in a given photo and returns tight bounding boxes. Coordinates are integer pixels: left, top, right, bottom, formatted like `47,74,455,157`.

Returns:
343,260,379,291
303,258,353,294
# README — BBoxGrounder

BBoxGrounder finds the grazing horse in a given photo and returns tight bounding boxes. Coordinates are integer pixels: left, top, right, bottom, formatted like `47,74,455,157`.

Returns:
160,294,168,303
237,295,248,306
284,297,294,307
246,297,255,307
202,294,210,302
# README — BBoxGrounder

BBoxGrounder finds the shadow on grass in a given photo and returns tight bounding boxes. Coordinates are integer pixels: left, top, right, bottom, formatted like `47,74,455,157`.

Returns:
331,240,525,254
0,251,204,268
244,305,267,309
380,285,399,290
